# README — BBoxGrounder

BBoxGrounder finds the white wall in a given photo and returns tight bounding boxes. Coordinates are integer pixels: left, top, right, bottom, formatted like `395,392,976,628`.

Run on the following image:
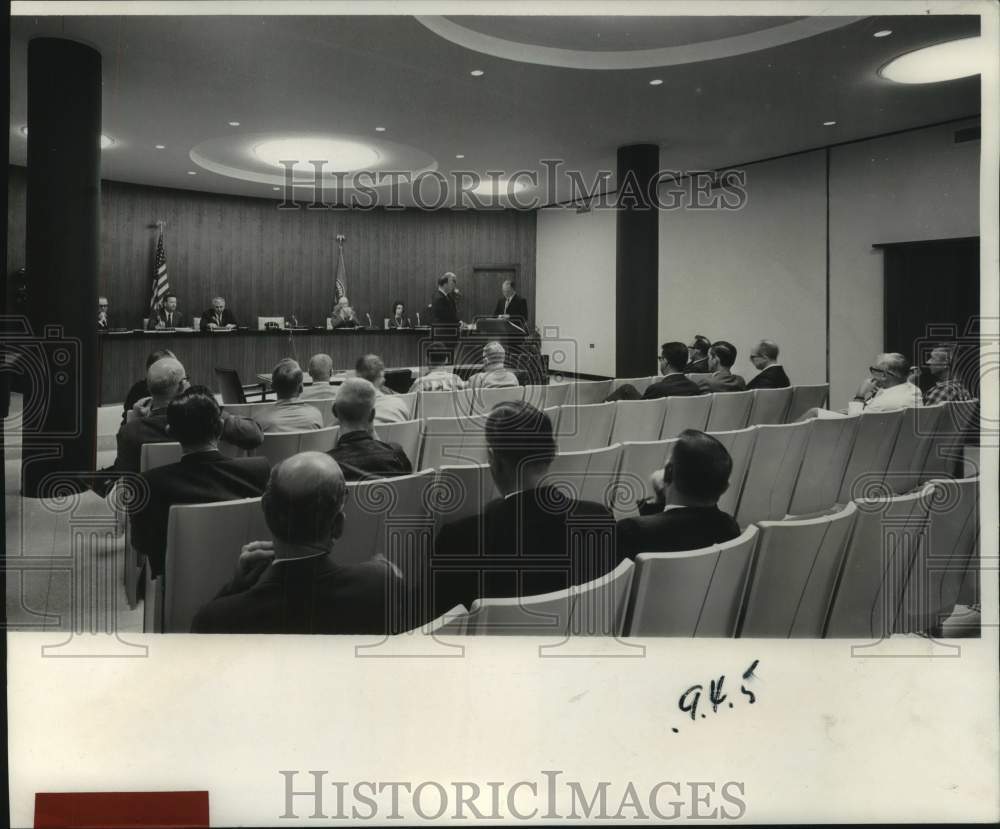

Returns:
828,118,980,405
535,206,616,377
658,151,828,386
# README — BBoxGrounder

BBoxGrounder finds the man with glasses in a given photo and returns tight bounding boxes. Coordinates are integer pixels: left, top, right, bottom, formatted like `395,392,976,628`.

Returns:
922,344,973,405
746,340,790,389
97,296,112,330
851,352,922,412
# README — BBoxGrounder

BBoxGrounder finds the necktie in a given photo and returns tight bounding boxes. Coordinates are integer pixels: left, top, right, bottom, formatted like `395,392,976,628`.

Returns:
168,313,172,326
504,297,511,314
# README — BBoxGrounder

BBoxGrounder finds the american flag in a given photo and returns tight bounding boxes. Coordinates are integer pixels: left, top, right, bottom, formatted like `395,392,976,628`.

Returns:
334,237,347,302
148,229,170,314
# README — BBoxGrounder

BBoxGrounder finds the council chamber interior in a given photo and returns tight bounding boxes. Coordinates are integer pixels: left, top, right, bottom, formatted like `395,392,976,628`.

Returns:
2,10,987,638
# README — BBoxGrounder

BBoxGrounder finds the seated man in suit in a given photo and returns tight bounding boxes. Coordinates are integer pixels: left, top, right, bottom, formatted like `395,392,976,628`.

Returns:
199,296,238,331
331,296,360,328
693,340,747,393
129,386,270,578
431,401,618,618
492,278,528,327
113,356,263,474
191,452,402,634
355,353,412,424
97,296,112,330
329,378,412,481
254,359,324,432
616,429,741,558
605,341,703,401
146,293,186,329
122,348,175,424
684,335,712,374
298,353,337,401
467,341,520,389
746,340,791,389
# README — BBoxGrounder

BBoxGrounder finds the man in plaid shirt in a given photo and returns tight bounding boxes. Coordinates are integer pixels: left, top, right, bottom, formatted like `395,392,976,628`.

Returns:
923,344,973,405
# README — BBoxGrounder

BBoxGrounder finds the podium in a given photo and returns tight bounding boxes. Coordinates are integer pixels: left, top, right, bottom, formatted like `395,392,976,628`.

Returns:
476,316,527,339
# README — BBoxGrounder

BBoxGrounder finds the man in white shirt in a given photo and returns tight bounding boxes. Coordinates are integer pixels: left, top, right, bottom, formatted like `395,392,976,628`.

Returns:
255,359,324,432
467,341,519,389
299,353,338,401
852,352,923,412
355,353,412,424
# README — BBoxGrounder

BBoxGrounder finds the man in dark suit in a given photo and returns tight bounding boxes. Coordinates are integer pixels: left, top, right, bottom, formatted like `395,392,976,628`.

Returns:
146,293,187,329
684,335,712,374
329,378,412,481
617,429,741,558
604,341,703,401
130,386,270,577
191,452,402,634
693,341,747,393
199,296,238,330
97,296,113,330
431,401,618,617
746,339,791,389
430,271,462,360
492,279,528,328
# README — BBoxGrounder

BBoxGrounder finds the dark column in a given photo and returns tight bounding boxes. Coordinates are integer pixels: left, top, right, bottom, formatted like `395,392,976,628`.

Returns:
22,39,101,496
615,143,659,378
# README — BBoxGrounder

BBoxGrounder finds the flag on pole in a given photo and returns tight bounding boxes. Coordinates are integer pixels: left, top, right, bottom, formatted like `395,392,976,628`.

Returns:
334,236,347,302
149,227,170,315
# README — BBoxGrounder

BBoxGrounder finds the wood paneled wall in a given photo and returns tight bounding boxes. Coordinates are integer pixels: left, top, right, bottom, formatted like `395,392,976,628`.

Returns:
6,166,536,329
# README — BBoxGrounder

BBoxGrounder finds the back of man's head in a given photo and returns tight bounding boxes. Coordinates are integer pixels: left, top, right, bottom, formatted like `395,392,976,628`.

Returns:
710,340,737,369
757,340,780,361
486,401,556,473
147,357,186,401
355,353,385,384
660,342,689,373
167,385,223,447
483,341,505,365
307,353,333,381
426,343,451,368
272,359,303,400
690,335,711,357
668,429,732,504
145,348,176,371
334,377,376,428
263,452,347,546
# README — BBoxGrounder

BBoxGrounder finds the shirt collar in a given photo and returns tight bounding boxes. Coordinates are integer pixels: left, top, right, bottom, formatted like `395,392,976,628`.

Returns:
270,550,329,566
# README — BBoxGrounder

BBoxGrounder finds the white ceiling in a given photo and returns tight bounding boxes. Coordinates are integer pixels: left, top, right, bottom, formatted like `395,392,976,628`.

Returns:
8,13,981,205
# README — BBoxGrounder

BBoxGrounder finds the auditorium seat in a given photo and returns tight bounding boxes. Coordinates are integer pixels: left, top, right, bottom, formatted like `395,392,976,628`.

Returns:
578,443,624,510
708,426,757,518
521,384,548,409
660,394,712,439
570,379,615,406
785,383,829,422
734,420,811,526
157,496,271,633
787,414,861,516
542,383,570,409
214,367,269,404
221,401,276,421
465,586,574,636
432,464,499,530
374,419,421,468
544,448,596,502
416,390,464,420
419,417,473,470
625,525,759,637
823,488,928,638
543,405,562,433
837,409,904,504
457,413,491,467
610,376,656,397
609,397,668,444
420,604,469,635
570,559,635,636
738,502,858,638
554,402,616,453
392,392,417,420
747,387,793,426
703,389,753,432
140,441,182,473
463,385,524,417
884,403,946,494
923,399,979,480
254,425,339,466
614,439,677,519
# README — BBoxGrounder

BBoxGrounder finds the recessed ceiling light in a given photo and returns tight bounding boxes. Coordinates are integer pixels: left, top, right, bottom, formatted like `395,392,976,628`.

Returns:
471,178,530,197
880,36,984,84
272,186,281,191
374,126,386,132
20,125,115,149
253,137,380,173
823,120,837,126
154,144,166,149
455,154,465,159
873,30,892,38
470,69,485,77
187,170,197,175
228,121,241,127
649,78,663,86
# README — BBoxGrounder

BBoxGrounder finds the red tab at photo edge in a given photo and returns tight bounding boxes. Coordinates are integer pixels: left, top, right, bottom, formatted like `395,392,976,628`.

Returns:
34,792,209,829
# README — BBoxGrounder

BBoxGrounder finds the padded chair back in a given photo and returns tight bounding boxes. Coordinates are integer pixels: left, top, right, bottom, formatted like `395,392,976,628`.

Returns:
570,379,615,406
747,387,792,426
837,409,903,504
389,392,417,420
786,383,829,422
543,405,562,434
433,465,499,530
465,384,525,417
417,390,465,420
923,399,979,480
162,497,271,632
420,417,479,470
660,394,712,439
256,426,339,465
521,384,547,410
140,441,182,473
555,402,616,453
705,389,754,432
465,587,574,636
543,449,593,504
611,376,656,396
614,439,677,519
456,413,491,467
626,525,759,637
214,367,247,404
570,559,635,636
709,427,758,518
884,403,945,494
299,425,340,453
740,503,858,637
609,397,669,444
579,443,624,510
222,401,275,421
543,383,570,408
735,420,811,526
375,419,422,468
788,414,861,516
419,604,469,635
823,489,928,638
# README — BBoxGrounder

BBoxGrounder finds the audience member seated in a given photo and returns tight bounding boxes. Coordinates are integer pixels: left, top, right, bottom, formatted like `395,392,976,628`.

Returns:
114,357,262,474
430,401,618,617
745,340,790,389
467,341,520,389
355,354,412,423
254,359,324,432
850,352,923,412
409,345,466,392
922,344,973,404
616,429,741,558
684,335,712,374
122,348,175,423
299,353,337,400
693,340,746,393
329,378,413,481
129,386,270,577
331,296,360,329
605,341,703,401
191,453,402,634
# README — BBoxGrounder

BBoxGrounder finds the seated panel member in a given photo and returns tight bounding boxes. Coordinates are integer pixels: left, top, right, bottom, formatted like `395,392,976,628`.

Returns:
746,340,791,389
684,335,712,374
97,296,113,330
191,452,402,634
329,378,412,481
616,429,741,558
254,359,324,432
331,296,360,329
492,279,528,327
199,296,238,330
130,386,270,578
355,354,412,424
388,300,410,329
298,353,337,401
694,340,746,393
146,293,187,329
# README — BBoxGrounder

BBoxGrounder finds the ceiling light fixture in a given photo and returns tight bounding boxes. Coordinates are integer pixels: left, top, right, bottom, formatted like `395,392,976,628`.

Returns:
20,125,115,148
187,170,197,175
471,178,529,197
470,69,485,77
253,137,380,173
375,126,386,132
154,144,166,149
879,36,984,84
455,154,465,159
873,30,892,38
272,186,281,191
649,78,663,86
823,120,837,126
228,121,241,127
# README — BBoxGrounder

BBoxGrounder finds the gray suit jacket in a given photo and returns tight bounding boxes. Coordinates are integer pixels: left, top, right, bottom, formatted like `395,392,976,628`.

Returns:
695,369,747,393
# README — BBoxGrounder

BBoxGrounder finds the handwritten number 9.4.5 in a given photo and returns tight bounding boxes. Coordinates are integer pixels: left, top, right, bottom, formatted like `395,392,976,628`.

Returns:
678,660,759,722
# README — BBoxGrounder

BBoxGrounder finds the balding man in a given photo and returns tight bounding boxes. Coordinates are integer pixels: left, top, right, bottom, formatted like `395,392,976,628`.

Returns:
298,353,337,401
330,378,412,481
191,452,402,634
851,352,922,412
467,341,519,389
746,340,791,389
199,296,238,331
113,356,262,473
254,359,324,432
355,354,412,424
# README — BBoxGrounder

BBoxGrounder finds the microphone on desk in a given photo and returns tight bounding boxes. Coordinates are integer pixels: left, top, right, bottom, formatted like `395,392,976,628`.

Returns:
416,312,421,326
366,312,373,329
407,317,412,328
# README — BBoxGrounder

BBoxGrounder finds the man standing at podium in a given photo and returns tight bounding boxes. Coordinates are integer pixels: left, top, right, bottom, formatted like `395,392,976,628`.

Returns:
493,278,527,328
430,272,462,355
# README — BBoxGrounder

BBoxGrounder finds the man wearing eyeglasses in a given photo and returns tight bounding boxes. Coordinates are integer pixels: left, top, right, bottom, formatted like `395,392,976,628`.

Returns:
851,352,922,412
97,297,112,330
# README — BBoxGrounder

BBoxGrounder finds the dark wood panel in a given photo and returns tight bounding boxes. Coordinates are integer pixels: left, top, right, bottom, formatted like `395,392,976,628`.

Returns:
7,164,536,330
